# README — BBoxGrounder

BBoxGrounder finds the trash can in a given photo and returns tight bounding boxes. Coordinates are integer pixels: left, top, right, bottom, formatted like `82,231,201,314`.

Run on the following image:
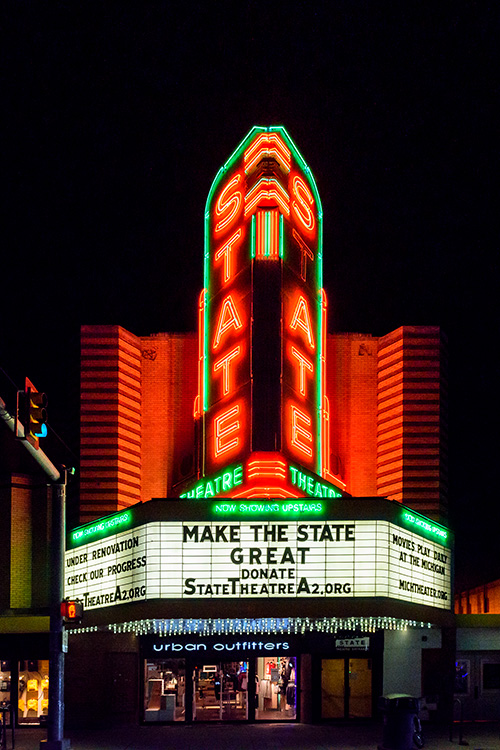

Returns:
378,693,420,750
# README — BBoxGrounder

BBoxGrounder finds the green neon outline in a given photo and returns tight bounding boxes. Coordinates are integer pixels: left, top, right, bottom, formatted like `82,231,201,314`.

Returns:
250,214,256,259
279,213,284,259
212,499,325,517
204,127,324,469
400,508,450,547
70,509,133,547
203,287,209,413
180,462,245,498
288,463,342,498
316,287,323,476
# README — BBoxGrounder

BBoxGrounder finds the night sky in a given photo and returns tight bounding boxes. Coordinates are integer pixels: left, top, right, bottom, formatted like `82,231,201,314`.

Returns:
2,2,498,589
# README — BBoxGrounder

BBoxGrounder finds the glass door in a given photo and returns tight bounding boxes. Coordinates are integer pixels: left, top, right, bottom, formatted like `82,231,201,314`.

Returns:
255,655,297,720
321,658,372,719
348,658,372,718
193,662,248,721
321,659,345,718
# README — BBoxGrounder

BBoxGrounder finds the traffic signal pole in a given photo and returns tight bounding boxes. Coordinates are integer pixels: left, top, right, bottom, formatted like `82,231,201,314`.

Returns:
0,396,71,749
0,396,60,481
42,470,71,750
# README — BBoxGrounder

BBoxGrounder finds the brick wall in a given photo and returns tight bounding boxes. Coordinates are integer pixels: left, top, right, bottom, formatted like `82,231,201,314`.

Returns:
80,326,142,523
10,474,32,608
455,580,500,614
141,332,198,500
327,333,378,495
0,471,50,610
377,326,448,521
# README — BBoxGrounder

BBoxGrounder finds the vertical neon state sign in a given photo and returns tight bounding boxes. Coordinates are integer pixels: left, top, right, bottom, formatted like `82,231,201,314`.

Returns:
199,127,324,482
202,131,253,475
279,140,323,477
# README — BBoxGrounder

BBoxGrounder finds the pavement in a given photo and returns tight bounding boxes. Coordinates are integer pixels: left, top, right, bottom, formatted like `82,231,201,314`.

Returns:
5,721,500,750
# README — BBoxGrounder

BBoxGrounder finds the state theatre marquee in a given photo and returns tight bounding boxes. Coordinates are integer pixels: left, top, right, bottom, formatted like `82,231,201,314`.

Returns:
65,498,452,613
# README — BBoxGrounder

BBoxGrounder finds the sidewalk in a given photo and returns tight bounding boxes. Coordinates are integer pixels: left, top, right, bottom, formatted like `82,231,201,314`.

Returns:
8,721,500,750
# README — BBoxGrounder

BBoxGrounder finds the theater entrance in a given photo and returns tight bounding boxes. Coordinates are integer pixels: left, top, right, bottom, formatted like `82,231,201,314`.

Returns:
321,658,372,719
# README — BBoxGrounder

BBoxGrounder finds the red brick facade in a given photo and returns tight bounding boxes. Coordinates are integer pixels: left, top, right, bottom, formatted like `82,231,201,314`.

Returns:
455,580,500,615
377,327,448,519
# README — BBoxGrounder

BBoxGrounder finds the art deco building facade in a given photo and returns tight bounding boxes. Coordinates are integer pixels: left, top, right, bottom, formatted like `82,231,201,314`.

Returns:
0,126,460,731
59,128,456,728
80,324,448,523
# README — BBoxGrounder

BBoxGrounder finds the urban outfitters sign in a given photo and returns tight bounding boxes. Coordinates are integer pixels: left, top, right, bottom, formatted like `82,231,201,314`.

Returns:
65,517,451,611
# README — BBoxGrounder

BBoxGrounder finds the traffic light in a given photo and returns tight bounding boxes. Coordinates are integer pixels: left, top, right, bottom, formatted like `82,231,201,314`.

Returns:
61,599,83,623
16,377,48,449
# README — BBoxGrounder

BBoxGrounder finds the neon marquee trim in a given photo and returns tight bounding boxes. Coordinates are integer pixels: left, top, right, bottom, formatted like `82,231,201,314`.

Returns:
280,213,284,259
291,346,314,396
289,295,315,350
214,174,243,234
214,403,241,457
204,126,323,238
247,456,287,480
194,289,206,418
250,214,256,259
213,500,324,515
71,510,132,545
288,465,342,498
293,229,314,282
244,132,291,174
402,510,449,544
213,295,243,350
291,175,315,232
290,404,313,458
203,126,325,480
180,464,244,498
244,178,290,217
213,346,241,396
231,487,297,499
255,209,281,259
215,229,242,283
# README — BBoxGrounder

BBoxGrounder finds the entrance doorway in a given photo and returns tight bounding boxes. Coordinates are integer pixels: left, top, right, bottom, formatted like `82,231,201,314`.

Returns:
453,652,500,721
193,662,248,721
255,655,297,720
321,658,372,719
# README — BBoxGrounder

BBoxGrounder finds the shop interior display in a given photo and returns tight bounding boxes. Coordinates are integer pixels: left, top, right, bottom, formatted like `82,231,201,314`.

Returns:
193,661,248,721
256,655,296,720
145,659,186,722
18,660,49,725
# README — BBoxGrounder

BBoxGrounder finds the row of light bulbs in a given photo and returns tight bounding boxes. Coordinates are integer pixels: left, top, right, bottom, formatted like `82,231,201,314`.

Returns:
69,616,433,637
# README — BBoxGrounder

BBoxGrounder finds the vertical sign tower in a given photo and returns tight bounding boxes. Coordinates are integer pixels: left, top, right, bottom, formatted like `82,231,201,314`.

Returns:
192,126,344,498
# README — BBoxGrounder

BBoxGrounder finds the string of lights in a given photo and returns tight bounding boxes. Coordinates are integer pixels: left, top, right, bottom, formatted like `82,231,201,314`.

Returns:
68,615,433,637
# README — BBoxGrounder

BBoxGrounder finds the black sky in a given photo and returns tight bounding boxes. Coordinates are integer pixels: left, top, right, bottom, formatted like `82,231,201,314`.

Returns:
2,2,498,589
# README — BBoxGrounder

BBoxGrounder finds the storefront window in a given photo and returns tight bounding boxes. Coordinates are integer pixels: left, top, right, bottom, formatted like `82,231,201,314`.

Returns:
255,655,296,720
1,661,11,713
144,659,185,721
454,660,470,695
482,662,500,691
193,661,248,721
18,660,49,725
